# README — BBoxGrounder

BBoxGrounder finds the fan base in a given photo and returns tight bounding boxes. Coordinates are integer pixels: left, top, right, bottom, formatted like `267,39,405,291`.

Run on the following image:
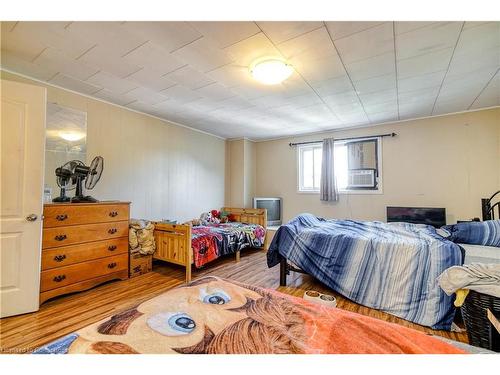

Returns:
52,196,71,203
71,195,99,203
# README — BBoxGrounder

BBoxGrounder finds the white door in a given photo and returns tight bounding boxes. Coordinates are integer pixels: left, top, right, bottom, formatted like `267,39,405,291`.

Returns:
0,79,46,318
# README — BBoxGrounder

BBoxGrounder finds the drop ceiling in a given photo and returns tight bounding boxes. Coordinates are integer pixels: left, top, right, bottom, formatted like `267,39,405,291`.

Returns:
1,21,499,140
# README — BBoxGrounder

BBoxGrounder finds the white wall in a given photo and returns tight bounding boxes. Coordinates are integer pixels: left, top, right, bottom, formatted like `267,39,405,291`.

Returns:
225,138,256,208
255,108,500,224
2,71,226,222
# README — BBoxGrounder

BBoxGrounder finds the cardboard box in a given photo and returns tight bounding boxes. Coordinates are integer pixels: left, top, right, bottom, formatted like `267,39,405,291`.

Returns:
129,252,152,278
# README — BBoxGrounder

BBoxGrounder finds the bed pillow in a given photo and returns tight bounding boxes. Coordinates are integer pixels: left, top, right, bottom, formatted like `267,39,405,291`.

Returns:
441,220,500,247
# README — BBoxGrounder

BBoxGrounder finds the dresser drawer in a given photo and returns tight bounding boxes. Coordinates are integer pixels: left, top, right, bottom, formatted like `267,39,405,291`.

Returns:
43,203,130,228
42,221,129,249
40,253,129,292
42,237,128,270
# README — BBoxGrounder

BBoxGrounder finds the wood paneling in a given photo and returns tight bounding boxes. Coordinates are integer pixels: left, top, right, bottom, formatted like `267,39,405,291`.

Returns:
0,249,467,353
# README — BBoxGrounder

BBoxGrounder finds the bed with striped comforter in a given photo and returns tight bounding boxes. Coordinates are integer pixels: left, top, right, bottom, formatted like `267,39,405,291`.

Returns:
267,213,463,330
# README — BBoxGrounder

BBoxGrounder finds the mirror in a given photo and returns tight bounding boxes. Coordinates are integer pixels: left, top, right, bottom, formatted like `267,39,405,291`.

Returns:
44,103,87,202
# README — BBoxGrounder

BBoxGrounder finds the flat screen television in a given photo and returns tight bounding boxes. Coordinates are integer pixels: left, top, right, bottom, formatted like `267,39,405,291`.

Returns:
253,197,282,226
386,206,446,228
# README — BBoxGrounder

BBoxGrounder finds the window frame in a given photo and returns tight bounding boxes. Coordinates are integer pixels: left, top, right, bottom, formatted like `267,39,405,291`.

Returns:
296,137,383,195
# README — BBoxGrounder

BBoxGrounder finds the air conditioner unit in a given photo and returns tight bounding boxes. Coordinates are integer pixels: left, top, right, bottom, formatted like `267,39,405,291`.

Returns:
347,169,376,188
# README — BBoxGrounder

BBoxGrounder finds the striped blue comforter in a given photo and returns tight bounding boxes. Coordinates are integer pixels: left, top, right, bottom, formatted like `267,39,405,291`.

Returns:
267,214,463,330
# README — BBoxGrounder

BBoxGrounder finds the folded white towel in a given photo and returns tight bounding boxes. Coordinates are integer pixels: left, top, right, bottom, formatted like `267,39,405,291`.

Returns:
437,263,500,298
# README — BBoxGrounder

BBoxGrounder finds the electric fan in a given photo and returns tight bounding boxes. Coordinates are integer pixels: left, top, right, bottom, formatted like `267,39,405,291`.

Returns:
52,160,84,202
71,156,104,203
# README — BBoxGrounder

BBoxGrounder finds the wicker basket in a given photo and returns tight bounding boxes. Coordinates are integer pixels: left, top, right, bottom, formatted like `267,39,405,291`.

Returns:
461,290,500,352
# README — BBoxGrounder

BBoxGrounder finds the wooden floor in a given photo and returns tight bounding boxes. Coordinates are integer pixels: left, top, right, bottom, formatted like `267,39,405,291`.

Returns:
0,249,467,353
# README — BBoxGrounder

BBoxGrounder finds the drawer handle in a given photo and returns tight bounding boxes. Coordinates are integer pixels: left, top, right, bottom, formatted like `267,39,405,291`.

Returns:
108,228,117,234
56,214,68,221
107,262,117,269
54,254,66,262
108,245,117,251
53,275,66,282
109,211,118,217
54,234,67,241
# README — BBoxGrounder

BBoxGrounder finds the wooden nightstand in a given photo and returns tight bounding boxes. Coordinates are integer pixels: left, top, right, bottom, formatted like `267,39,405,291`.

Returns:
265,226,280,251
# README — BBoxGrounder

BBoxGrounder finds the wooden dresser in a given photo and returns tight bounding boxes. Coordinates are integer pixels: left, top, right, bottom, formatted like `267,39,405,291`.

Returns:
40,202,130,304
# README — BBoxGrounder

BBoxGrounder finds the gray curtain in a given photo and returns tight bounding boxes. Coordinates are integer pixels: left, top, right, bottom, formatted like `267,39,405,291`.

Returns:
320,138,339,202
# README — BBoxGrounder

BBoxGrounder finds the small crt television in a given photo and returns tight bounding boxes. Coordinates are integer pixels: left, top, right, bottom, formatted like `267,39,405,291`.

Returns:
253,197,282,226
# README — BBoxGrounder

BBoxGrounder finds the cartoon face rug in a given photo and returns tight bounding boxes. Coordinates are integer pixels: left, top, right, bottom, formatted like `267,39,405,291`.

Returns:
36,276,465,354
64,276,313,354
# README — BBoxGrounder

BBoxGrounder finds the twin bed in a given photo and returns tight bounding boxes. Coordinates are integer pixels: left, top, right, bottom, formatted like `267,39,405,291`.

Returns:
153,207,267,282
268,212,500,331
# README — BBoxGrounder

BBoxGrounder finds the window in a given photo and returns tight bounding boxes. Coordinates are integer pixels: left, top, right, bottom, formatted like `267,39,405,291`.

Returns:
297,137,382,193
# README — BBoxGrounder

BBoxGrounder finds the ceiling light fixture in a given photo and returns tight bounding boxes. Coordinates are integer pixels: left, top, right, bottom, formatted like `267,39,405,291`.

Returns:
59,131,85,142
250,59,293,85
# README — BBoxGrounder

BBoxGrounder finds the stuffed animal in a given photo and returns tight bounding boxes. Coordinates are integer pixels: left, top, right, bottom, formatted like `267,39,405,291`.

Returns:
200,211,220,226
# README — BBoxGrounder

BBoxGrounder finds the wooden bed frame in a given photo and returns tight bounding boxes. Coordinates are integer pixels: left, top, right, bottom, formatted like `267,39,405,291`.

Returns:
153,207,267,283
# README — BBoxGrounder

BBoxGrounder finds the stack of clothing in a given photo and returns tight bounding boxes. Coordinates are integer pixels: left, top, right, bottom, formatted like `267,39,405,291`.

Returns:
129,219,156,255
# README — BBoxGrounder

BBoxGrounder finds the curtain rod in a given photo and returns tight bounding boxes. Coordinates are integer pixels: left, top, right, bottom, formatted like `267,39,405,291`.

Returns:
288,132,397,147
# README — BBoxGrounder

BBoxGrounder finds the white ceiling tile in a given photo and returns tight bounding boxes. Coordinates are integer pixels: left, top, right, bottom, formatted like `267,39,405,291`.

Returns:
353,73,396,95
335,23,394,63
122,22,202,52
336,111,370,125
205,63,250,88
125,87,169,105
165,65,215,90
92,88,136,106
7,22,94,59
0,50,58,81
323,90,364,115
78,45,142,78
49,73,102,95
398,70,446,93
358,88,397,107
278,27,346,82
224,32,281,67
433,97,474,115
126,100,157,113
396,22,462,60
86,71,137,95
325,22,385,40
34,48,98,81
172,37,234,73
312,75,353,97
160,85,203,103
257,22,323,44
398,86,440,105
345,52,395,81
122,42,185,75
66,22,148,56
397,47,454,79
447,48,499,78
194,83,236,101
394,22,439,35
152,99,191,114
453,22,500,57
3,20,498,139
399,101,435,119
1,23,47,61
125,67,176,92
367,111,399,123
189,22,260,48
470,72,500,109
